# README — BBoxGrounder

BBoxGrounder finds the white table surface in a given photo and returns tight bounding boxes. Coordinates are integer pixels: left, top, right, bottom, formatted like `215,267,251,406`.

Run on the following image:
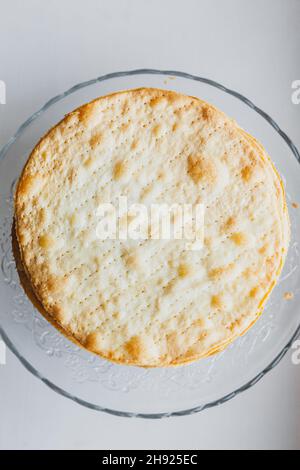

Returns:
0,0,300,450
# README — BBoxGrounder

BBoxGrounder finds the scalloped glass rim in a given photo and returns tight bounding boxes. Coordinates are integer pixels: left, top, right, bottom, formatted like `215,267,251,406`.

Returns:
0,69,299,419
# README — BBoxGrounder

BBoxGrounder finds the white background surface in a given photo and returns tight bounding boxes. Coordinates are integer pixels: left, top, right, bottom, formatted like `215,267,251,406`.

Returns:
0,0,300,450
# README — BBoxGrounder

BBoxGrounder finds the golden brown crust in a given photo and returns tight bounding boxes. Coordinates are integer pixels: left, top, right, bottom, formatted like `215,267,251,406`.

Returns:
14,88,290,367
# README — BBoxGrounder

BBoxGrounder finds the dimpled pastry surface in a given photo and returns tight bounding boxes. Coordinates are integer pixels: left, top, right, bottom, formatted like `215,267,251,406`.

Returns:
15,88,290,367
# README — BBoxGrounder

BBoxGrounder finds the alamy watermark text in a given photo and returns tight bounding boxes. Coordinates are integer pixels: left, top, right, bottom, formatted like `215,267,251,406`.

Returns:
291,80,300,105
0,80,6,104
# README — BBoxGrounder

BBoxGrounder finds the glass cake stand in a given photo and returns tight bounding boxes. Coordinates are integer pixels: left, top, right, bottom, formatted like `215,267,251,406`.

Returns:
0,69,299,418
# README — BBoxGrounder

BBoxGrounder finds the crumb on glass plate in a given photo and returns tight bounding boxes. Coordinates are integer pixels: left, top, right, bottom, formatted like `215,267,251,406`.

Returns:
284,292,294,301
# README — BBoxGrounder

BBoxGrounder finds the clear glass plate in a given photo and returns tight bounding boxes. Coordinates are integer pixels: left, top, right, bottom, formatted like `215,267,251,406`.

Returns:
0,69,299,418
